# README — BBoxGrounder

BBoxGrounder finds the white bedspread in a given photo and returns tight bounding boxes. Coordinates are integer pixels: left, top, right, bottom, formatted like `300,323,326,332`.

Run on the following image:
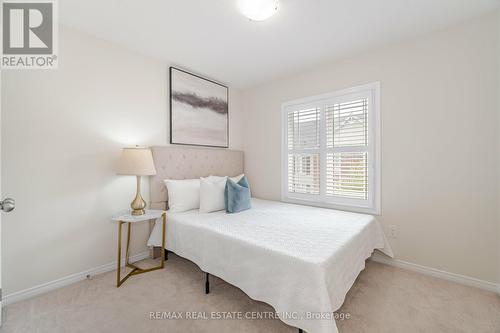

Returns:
147,198,393,333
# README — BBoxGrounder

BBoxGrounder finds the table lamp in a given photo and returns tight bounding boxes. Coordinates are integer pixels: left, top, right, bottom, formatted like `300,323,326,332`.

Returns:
117,147,157,215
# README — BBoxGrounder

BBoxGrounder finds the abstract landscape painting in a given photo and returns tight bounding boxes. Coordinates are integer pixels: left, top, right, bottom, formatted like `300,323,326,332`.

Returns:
170,67,228,147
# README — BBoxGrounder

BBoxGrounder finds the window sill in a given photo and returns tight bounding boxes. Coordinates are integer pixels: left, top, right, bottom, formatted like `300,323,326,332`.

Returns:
282,196,380,215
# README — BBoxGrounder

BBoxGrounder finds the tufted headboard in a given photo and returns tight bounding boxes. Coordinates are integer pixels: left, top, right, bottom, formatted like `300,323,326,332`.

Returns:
149,146,244,210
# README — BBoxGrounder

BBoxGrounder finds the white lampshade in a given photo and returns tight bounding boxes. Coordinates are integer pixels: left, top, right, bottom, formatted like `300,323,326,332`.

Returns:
117,147,156,176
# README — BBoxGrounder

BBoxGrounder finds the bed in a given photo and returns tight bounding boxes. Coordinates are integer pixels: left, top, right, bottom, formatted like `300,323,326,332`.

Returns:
147,146,393,333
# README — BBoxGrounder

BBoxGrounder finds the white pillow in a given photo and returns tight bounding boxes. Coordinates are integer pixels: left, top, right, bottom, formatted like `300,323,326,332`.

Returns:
163,179,200,212
199,176,227,213
209,174,244,183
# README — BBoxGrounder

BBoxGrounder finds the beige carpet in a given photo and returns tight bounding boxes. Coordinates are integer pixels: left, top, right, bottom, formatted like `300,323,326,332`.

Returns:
2,254,500,333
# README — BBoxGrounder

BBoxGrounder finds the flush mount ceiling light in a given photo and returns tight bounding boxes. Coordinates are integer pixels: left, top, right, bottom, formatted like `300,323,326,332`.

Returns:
238,0,279,21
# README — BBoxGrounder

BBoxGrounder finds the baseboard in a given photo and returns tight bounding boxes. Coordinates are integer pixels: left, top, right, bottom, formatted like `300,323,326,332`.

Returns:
370,252,500,295
3,251,150,306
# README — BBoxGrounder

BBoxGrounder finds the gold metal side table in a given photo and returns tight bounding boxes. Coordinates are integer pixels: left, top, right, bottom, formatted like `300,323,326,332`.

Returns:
112,210,166,287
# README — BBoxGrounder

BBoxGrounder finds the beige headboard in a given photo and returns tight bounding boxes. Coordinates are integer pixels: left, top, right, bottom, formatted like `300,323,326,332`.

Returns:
149,146,244,210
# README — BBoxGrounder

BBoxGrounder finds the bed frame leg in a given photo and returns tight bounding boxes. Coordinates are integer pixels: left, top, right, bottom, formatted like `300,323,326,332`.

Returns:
205,273,210,294
298,329,303,333
164,249,169,261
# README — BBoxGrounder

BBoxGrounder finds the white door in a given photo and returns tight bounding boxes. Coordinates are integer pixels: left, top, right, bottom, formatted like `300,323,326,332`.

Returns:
0,197,14,325
0,58,3,326
0,66,1,325
0,66,15,326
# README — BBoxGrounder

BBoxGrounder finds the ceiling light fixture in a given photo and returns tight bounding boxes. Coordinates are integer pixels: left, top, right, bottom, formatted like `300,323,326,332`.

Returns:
238,0,279,21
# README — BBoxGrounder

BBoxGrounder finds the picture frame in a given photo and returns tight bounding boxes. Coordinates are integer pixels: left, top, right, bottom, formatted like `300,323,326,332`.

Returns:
169,67,229,148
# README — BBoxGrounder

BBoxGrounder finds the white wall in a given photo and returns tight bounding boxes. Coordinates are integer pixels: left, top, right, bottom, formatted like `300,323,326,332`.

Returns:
1,26,243,295
242,13,500,283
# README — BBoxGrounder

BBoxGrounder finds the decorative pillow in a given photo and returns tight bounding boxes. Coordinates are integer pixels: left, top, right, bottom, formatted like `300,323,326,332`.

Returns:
163,179,200,212
209,174,244,183
225,176,251,213
199,176,228,213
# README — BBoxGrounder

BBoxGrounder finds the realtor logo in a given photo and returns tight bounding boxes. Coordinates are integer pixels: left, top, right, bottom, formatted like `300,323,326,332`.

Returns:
2,0,58,69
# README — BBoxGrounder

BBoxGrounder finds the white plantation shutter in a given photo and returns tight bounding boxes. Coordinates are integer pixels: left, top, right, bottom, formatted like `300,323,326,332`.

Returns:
288,154,320,194
326,99,369,200
283,83,379,213
287,108,320,150
287,108,321,195
326,99,368,148
326,152,368,199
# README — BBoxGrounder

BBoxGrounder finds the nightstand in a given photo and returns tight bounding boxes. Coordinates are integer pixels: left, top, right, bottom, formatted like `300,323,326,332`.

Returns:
111,210,166,287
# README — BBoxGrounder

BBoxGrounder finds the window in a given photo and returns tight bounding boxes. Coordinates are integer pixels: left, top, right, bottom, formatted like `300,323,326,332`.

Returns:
282,83,380,214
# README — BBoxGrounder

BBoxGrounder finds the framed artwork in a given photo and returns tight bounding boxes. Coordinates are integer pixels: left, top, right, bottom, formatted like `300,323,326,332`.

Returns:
169,67,229,148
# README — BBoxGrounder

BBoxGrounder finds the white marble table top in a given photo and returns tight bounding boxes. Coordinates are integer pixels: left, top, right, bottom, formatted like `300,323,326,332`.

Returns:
111,210,165,223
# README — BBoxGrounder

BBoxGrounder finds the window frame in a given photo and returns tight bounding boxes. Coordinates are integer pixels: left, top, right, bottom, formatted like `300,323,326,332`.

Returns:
281,82,381,215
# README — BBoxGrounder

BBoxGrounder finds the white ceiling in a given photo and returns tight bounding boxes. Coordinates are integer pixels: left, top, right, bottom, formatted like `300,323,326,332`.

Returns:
60,0,500,89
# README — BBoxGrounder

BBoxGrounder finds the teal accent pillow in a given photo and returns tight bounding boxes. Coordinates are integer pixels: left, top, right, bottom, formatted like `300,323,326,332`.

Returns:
224,176,251,213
